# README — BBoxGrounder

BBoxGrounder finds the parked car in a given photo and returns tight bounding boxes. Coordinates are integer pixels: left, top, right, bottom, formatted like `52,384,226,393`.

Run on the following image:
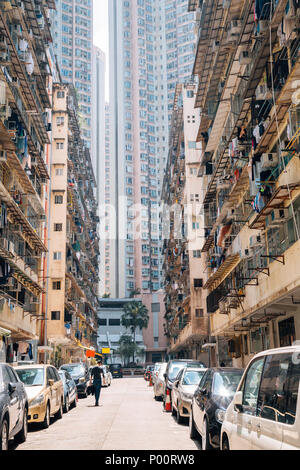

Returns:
101,365,112,387
162,359,206,408
153,363,167,401
58,370,77,413
189,367,243,450
144,365,154,381
15,364,64,430
152,362,164,384
171,367,207,424
221,345,300,450
109,364,123,378
0,363,28,450
60,363,90,398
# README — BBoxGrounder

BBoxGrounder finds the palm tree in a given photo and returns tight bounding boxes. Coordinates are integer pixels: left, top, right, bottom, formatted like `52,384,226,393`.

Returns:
121,301,149,363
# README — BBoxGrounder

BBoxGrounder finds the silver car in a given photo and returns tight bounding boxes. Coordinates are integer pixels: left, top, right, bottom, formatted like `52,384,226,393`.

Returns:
153,362,167,400
171,367,207,423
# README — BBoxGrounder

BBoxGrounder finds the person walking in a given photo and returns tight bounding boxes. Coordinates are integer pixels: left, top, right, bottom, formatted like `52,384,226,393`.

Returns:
90,360,104,406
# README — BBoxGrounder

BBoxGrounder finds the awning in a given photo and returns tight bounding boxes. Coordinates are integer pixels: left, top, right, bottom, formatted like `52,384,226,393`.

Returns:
249,183,300,230
0,327,11,337
203,253,241,291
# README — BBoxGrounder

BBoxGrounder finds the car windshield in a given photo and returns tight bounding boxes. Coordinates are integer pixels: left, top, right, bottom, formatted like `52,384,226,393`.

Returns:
61,365,85,376
213,371,243,397
58,371,66,382
186,362,206,369
182,370,206,386
16,368,44,386
110,365,121,370
168,363,186,380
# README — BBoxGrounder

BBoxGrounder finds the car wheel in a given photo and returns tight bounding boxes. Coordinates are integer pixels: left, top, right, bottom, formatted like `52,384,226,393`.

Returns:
15,409,28,444
64,395,70,413
55,400,63,420
222,435,230,451
176,403,183,424
202,417,212,450
42,403,50,429
0,418,9,451
189,410,199,440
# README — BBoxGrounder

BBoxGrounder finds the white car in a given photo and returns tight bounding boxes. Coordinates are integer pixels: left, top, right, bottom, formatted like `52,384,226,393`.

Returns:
171,367,207,423
101,365,112,387
221,345,300,450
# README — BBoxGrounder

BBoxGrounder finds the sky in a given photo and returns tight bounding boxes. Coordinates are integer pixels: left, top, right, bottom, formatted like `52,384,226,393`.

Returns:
93,0,109,100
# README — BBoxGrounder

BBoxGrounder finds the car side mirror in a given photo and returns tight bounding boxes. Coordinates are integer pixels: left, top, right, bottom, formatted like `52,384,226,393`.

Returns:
233,391,243,412
8,383,16,394
48,379,54,387
174,380,179,388
163,373,167,380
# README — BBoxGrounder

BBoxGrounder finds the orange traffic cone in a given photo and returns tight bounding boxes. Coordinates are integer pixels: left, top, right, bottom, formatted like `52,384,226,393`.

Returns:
164,388,172,412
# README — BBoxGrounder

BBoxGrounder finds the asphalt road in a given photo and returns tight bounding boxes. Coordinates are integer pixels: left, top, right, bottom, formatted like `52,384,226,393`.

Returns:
14,377,199,450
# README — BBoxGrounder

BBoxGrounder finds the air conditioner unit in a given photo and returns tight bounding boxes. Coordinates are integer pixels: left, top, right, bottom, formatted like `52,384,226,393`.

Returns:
0,150,7,161
239,50,252,65
227,19,242,41
11,77,20,87
255,84,272,100
16,1,25,12
250,235,262,247
269,208,288,225
0,50,9,62
261,152,279,168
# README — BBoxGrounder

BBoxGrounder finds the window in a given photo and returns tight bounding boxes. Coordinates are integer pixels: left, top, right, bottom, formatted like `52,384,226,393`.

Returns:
55,195,63,204
195,308,204,318
56,116,65,126
57,91,65,99
53,252,62,260
55,168,64,176
52,281,61,290
199,370,213,392
194,279,203,288
54,223,63,232
56,142,64,149
285,357,300,425
51,311,61,320
257,353,290,423
278,317,296,347
99,319,107,326
108,319,121,326
242,357,265,414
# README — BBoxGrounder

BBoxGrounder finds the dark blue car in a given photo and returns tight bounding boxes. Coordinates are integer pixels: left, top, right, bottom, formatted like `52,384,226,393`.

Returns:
58,370,77,413
0,363,28,450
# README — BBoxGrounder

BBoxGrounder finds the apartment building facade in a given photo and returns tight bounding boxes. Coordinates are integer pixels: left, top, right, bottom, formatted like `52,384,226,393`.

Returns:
178,0,300,367
51,0,94,153
47,83,99,363
162,82,209,365
0,0,56,363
